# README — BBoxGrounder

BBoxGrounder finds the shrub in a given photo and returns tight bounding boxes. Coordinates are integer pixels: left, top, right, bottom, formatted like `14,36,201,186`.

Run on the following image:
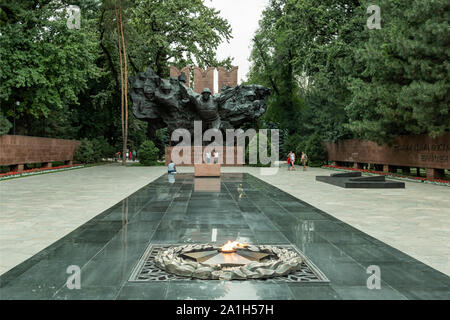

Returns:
0,112,12,135
283,133,302,158
245,132,273,167
74,139,96,164
304,134,328,167
155,128,170,159
91,137,114,161
138,140,159,166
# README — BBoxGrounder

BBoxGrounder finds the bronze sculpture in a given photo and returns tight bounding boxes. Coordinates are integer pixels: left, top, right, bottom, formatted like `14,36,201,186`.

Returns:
129,68,270,139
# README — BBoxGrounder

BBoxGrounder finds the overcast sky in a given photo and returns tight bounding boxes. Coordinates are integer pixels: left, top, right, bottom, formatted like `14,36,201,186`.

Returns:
205,0,269,84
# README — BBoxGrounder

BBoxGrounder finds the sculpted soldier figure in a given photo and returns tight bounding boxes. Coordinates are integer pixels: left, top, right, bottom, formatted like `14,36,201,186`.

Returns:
192,88,221,130
129,68,270,138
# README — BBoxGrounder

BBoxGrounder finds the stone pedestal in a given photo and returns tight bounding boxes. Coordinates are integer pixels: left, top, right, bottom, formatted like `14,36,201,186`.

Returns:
165,146,244,167
194,164,221,177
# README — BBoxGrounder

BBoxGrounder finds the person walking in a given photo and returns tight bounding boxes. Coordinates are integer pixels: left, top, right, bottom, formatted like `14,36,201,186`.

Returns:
290,151,296,171
205,151,211,164
301,152,308,171
213,150,219,164
132,150,136,161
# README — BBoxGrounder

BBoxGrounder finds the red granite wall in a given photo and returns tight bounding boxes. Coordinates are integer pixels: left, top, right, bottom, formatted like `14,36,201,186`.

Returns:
218,66,238,92
172,65,239,94
170,66,191,88
325,133,450,178
193,67,215,94
0,135,80,168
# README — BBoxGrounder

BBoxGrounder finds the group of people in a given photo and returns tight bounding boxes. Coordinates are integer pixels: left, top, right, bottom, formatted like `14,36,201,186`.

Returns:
287,151,308,171
116,150,137,161
167,150,219,175
168,149,307,175
205,151,219,164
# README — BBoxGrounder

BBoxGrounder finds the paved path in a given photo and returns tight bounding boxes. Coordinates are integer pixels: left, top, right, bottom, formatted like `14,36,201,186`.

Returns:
213,166,450,275
0,164,166,275
1,164,449,275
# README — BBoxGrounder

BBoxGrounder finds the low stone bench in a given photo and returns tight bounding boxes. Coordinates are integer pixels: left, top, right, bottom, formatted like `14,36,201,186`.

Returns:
194,164,221,177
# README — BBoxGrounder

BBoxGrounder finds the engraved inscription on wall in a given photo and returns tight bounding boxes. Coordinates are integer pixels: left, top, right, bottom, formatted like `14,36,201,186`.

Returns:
393,144,450,153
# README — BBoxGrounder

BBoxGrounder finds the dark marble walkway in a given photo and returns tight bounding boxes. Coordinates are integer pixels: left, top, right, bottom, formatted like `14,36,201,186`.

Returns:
1,173,449,300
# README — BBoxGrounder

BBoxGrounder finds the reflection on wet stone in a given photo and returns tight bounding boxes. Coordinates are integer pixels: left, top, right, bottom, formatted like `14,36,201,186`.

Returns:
1,173,449,300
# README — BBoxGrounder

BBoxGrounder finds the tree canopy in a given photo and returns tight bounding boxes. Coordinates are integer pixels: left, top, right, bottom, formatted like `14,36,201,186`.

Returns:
247,0,449,151
0,0,233,153
0,0,448,163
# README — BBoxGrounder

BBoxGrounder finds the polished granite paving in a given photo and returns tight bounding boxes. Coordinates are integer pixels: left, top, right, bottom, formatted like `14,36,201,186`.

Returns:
1,173,449,300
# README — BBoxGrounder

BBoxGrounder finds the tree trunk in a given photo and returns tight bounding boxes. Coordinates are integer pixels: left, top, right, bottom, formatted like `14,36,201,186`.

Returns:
115,0,126,166
119,6,128,167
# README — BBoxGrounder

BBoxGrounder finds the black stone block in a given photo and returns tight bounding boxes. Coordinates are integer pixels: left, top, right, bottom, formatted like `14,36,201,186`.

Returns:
330,172,361,178
316,174,405,189
349,176,386,182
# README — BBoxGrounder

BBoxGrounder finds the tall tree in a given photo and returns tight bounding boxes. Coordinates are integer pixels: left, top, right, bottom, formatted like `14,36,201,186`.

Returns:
0,0,100,135
114,0,129,165
286,0,363,142
247,0,304,135
0,0,234,157
346,0,450,143
127,0,233,76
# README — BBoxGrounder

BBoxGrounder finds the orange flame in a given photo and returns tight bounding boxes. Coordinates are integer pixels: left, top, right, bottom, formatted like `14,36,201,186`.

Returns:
220,241,248,253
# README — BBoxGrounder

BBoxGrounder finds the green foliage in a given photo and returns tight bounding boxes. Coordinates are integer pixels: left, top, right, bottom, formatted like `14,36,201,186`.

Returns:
0,1,100,121
0,0,233,155
346,0,450,143
0,112,12,135
248,0,449,148
91,137,115,160
283,133,302,156
121,0,233,76
154,128,170,159
137,140,159,166
74,139,96,164
245,132,272,167
247,0,305,134
74,136,114,164
304,134,328,167
247,0,355,157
